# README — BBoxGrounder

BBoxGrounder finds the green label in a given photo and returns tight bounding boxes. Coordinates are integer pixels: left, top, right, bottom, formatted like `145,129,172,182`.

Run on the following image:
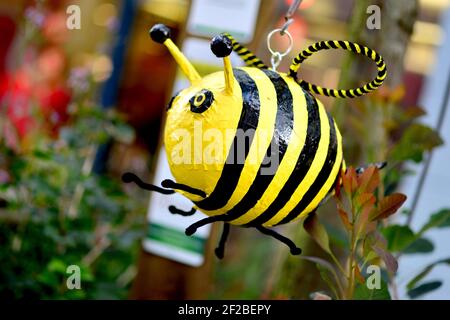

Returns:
147,223,206,255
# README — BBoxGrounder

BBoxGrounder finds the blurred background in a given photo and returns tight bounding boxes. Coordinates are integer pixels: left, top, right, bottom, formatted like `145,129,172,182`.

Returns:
0,0,449,300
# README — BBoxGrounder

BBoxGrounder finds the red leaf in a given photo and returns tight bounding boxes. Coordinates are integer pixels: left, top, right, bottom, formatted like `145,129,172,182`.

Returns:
338,208,352,231
357,166,380,194
356,193,376,210
343,167,358,195
372,245,399,274
355,205,373,239
371,193,407,221
354,265,365,284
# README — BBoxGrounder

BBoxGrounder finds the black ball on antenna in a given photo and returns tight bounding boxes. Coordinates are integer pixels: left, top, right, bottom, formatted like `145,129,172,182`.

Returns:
149,24,171,43
211,34,232,58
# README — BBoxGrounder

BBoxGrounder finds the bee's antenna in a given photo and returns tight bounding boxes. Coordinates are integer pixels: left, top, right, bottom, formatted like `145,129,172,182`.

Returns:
149,24,201,83
211,34,234,95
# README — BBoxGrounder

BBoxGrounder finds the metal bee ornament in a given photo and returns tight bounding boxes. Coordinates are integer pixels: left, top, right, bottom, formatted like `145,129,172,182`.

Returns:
123,23,387,259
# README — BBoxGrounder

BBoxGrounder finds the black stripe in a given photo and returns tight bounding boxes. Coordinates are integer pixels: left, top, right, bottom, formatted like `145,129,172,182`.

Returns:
289,69,298,79
246,91,322,226
167,90,181,111
275,112,338,225
244,54,257,62
311,84,320,95
360,86,368,93
239,49,252,56
347,90,356,98
328,41,338,49
338,40,347,48
221,70,294,222
254,62,268,69
348,42,358,52
194,69,260,211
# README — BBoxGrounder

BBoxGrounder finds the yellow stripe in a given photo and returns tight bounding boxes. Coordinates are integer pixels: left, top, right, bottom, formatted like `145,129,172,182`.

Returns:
316,86,324,95
242,53,254,60
231,73,308,225
263,98,331,226
289,121,343,222
344,41,351,50
199,67,277,216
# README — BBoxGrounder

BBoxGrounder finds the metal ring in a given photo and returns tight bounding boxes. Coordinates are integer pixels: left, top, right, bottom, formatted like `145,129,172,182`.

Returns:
267,28,293,57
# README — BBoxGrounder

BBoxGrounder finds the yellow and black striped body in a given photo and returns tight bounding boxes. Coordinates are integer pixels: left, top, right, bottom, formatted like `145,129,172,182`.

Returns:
126,23,388,257
165,67,343,227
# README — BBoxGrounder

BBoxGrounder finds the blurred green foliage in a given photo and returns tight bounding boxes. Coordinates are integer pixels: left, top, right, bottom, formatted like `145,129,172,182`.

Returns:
0,104,146,299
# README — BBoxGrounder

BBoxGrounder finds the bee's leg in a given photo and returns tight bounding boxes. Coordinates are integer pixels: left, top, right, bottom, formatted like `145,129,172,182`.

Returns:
162,179,206,198
355,161,387,175
215,223,230,259
122,172,175,194
185,215,225,236
169,206,196,216
255,226,302,255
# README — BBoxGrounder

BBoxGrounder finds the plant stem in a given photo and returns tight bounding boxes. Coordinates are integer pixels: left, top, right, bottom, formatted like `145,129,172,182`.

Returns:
329,251,348,279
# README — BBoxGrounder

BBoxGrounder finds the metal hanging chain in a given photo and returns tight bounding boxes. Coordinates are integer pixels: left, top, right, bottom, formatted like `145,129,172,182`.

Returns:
267,0,303,71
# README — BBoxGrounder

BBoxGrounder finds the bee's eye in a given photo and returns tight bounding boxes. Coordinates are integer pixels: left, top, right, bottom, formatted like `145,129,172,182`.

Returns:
189,89,214,113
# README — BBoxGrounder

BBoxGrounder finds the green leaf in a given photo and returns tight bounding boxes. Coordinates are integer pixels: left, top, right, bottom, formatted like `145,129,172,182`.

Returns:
301,255,341,295
407,258,450,290
419,208,450,236
381,225,416,252
47,259,67,273
353,278,391,300
403,237,434,254
303,213,331,254
316,264,339,300
390,123,443,163
407,281,442,299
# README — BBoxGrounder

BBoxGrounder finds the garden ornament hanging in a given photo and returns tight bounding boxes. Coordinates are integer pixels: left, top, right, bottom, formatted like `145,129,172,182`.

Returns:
123,17,387,259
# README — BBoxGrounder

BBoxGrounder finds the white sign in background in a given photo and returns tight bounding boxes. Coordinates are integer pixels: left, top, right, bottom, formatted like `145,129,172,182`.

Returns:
143,148,212,267
187,0,261,43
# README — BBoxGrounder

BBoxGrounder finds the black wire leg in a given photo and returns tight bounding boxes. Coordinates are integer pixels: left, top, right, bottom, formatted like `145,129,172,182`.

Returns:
256,226,302,255
162,179,206,198
215,223,230,259
185,215,225,236
169,206,196,216
122,172,175,194
355,161,387,175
